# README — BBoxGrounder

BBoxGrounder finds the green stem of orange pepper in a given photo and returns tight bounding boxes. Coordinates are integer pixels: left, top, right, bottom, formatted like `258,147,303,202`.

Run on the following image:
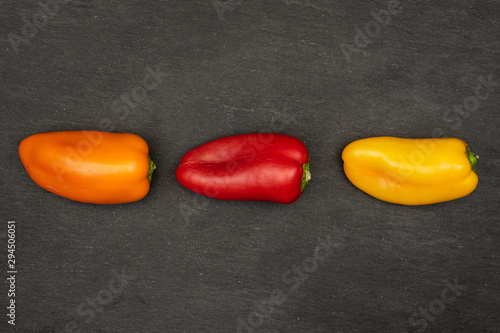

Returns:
148,155,156,183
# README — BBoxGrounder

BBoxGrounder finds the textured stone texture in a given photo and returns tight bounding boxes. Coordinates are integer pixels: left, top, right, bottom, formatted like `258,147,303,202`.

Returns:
0,0,499,332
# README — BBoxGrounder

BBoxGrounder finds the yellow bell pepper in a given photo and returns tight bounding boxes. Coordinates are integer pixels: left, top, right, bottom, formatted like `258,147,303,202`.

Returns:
342,137,478,205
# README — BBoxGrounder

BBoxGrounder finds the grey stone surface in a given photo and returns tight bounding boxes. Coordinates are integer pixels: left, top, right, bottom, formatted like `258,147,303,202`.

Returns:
1,0,499,332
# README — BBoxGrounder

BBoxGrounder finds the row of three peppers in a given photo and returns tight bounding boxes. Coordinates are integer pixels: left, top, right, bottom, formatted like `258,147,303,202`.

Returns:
19,131,478,205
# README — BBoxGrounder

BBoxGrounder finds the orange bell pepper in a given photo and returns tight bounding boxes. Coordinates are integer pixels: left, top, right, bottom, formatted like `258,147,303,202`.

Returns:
19,131,155,204
342,137,478,205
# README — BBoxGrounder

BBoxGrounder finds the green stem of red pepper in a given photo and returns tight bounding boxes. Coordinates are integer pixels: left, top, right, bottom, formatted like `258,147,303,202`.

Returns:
301,159,311,192
148,155,156,183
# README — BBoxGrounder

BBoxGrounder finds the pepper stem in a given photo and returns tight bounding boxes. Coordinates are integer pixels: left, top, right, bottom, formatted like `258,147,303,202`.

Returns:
301,159,311,192
148,155,156,182
465,146,478,173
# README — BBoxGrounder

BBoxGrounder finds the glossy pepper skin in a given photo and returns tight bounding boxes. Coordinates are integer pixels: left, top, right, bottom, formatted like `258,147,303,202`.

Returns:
342,137,478,205
19,131,156,204
175,133,311,204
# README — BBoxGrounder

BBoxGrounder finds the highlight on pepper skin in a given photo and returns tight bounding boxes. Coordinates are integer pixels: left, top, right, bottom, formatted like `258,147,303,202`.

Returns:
341,136,478,205
175,133,311,204
19,130,156,204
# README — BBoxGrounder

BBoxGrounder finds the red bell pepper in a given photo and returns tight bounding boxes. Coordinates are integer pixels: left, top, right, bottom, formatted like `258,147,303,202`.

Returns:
175,133,311,204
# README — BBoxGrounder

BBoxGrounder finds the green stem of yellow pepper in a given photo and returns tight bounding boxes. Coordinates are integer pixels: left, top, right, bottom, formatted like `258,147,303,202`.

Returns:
465,147,478,173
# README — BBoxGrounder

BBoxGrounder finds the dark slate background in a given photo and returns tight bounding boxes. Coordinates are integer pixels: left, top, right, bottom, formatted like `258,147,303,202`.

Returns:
1,0,499,332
